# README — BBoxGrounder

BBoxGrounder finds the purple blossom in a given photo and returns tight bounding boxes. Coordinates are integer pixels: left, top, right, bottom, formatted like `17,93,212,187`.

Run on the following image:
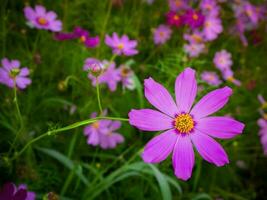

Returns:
153,24,172,45
221,68,241,86
184,42,205,58
184,31,204,43
87,60,121,92
166,11,183,27
0,182,35,200
202,16,223,41
258,118,267,156
200,0,220,17
55,27,99,48
84,111,124,149
24,5,62,32
105,33,138,56
258,94,267,107
168,0,189,12
213,50,233,71
128,68,244,180
201,71,222,86
183,9,205,29
118,65,135,90
0,58,31,89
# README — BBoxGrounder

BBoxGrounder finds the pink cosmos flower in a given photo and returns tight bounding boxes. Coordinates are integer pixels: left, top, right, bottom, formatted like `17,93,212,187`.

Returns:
118,65,135,90
168,0,189,12
166,11,184,27
202,16,223,41
200,0,220,17
221,68,241,86
153,24,172,45
84,111,124,149
184,31,204,44
105,33,138,56
0,58,31,89
183,9,205,29
55,27,99,48
24,5,62,32
258,94,267,107
184,43,205,58
201,71,222,86
0,182,35,200
213,50,233,71
258,118,267,156
86,59,121,92
128,68,244,180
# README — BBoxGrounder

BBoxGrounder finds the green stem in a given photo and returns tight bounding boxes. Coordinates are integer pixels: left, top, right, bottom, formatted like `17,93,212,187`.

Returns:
193,157,202,192
8,86,23,154
61,168,75,196
11,116,129,161
110,54,117,63
96,78,103,114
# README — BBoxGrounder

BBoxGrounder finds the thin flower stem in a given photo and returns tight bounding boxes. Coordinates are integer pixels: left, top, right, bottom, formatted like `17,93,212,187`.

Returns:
193,157,202,192
8,85,23,155
110,54,117,63
10,116,129,161
96,78,103,114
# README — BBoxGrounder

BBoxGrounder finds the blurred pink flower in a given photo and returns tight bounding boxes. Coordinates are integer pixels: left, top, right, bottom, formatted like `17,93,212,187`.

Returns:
183,9,205,29
129,68,244,180
118,65,135,90
166,11,184,27
213,50,233,71
55,27,99,48
105,33,138,56
84,111,124,149
221,68,241,86
0,58,31,89
184,42,205,58
168,0,189,12
0,182,35,200
258,118,267,156
201,71,222,86
153,24,172,45
24,5,62,32
202,16,223,41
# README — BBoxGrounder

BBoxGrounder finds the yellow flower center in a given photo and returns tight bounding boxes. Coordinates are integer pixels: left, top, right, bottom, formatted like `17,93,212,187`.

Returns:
37,17,48,25
80,35,86,43
173,15,180,21
174,113,194,134
121,67,130,77
159,31,165,37
227,76,235,82
192,34,202,43
118,43,124,50
175,0,182,7
192,14,199,20
92,122,99,129
9,68,20,78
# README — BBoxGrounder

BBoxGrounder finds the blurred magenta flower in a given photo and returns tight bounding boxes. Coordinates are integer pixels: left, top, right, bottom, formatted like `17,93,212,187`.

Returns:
24,5,62,32
213,50,233,71
201,71,222,86
0,58,31,89
258,118,267,156
84,111,124,149
202,16,223,41
0,182,35,200
54,27,99,48
221,68,241,86
153,24,172,45
128,67,244,180
86,60,121,92
166,11,184,27
168,0,189,11
184,42,205,58
183,9,205,29
184,31,204,43
118,65,135,90
105,33,138,56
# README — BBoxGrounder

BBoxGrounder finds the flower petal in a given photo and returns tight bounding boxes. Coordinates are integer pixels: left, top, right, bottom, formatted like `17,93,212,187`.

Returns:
175,67,197,113
191,131,229,166
196,117,245,139
144,77,178,117
172,135,195,180
190,87,232,119
142,129,177,163
128,109,173,131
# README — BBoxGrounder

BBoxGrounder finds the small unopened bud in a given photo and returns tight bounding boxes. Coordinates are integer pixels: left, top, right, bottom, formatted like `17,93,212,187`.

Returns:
58,80,67,91
88,62,104,77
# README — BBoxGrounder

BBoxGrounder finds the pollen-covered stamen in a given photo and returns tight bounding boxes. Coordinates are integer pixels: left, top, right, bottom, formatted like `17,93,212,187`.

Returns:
92,122,100,129
80,35,86,43
37,17,48,25
117,43,124,50
174,113,194,134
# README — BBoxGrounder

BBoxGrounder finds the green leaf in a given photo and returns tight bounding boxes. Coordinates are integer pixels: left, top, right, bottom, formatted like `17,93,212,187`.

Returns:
37,147,89,186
